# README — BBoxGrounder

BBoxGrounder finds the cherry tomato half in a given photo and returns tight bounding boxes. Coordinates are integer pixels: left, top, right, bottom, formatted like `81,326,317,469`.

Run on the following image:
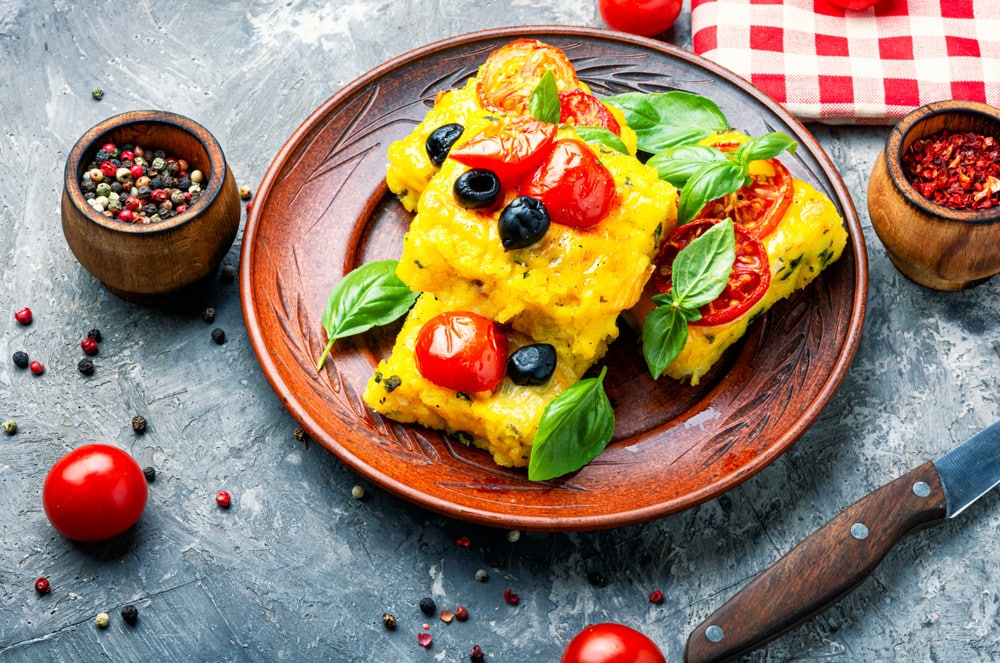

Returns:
519,139,617,229
449,118,558,188
415,311,508,393
476,38,581,114
695,157,793,239
559,89,622,136
42,444,148,542
651,219,771,326
561,622,666,663
597,0,683,38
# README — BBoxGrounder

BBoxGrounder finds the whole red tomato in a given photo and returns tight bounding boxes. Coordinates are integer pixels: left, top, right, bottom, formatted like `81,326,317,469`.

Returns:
414,311,508,393
561,622,667,663
43,444,148,542
597,0,683,37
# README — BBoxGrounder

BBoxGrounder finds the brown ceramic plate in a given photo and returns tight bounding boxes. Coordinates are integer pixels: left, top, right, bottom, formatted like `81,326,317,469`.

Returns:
241,26,868,531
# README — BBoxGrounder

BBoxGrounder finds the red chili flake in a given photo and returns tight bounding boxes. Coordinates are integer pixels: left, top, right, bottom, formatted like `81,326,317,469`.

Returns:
469,644,485,662
14,307,32,325
648,589,665,604
454,605,469,621
902,129,1000,211
503,587,519,605
215,490,232,508
455,535,471,549
34,577,51,594
417,631,433,648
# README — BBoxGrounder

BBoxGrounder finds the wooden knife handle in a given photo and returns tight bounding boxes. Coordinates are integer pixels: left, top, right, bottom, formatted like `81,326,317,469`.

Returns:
685,461,948,663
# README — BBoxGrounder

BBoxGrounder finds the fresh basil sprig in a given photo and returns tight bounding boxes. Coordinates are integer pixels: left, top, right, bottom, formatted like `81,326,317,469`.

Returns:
604,91,729,154
641,219,736,379
528,366,615,482
529,70,561,124
316,259,418,371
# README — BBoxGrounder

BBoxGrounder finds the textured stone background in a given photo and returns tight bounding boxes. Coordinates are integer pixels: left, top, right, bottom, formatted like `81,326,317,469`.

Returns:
1,1,999,661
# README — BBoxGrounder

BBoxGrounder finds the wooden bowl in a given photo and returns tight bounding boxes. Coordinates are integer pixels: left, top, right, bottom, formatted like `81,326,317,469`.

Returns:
61,110,241,304
868,100,1000,290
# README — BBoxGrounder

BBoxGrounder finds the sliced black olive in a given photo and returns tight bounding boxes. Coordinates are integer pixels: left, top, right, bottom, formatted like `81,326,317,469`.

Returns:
425,123,464,167
506,343,557,386
453,168,502,209
498,196,550,250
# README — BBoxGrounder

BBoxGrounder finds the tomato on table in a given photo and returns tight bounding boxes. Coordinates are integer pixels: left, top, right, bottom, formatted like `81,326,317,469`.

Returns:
651,218,771,326
559,89,622,136
561,622,667,663
597,0,683,38
476,38,581,114
42,444,148,542
518,139,617,229
696,156,793,239
448,118,558,188
415,311,508,393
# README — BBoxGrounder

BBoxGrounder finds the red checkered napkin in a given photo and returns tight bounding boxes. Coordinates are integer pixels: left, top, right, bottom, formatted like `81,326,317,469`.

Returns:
690,0,1000,124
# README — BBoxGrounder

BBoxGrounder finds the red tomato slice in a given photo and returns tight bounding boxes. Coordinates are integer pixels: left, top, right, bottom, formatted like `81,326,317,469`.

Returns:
448,118,557,187
559,89,622,136
476,38,581,114
651,219,771,326
697,153,793,239
518,139,617,229
414,311,508,393
561,622,667,663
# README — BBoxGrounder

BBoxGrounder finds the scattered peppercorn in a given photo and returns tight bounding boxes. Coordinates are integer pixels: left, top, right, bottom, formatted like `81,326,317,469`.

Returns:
12,351,29,368
419,597,437,616
382,612,397,630
81,337,99,356
216,490,232,508
503,588,519,606
87,328,102,342
475,569,489,582
92,87,104,100
132,415,147,434
143,466,157,482
351,485,365,499
29,361,44,375
454,605,469,622
78,358,95,375
469,644,485,662
3,419,17,435
293,426,306,442
14,307,32,325
239,184,253,200
587,571,607,587
95,612,110,628
648,589,665,604
201,307,216,323
439,609,454,624
211,328,226,345
121,604,138,626
454,535,472,549
417,631,433,648
220,264,236,283
506,530,520,543
34,577,50,594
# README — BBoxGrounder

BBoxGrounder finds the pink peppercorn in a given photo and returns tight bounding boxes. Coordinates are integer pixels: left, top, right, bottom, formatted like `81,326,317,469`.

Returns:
120,150,134,162
29,360,44,375
215,490,232,508
455,535,471,548
81,338,99,356
100,160,117,177
417,632,433,648
648,589,664,604
129,164,145,179
34,577,50,594
118,209,135,223
469,644,485,662
14,307,32,325
503,588,519,605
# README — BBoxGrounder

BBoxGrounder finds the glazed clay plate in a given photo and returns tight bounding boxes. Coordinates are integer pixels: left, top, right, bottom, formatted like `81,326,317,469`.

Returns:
241,26,868,531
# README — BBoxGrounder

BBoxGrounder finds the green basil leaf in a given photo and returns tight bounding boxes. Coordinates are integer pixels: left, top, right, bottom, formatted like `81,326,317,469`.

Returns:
529,70,561,125
528,366,615,482
677,160,747,225
641,305,691,379
671,218,736,310
736,132,798,165
647,145,731,187
316,260,418,371
576,126,630,154
604,91,729,154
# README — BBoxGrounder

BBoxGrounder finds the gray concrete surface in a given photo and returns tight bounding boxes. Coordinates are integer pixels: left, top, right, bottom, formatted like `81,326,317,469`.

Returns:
2,1,999,661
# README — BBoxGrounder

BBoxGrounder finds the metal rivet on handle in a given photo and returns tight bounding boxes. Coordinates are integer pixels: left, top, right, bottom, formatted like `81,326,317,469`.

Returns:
913,481,931,497
706,625,724,643
851,522,869,540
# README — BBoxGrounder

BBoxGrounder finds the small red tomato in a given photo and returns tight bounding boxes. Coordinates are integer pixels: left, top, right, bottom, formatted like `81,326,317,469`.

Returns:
519,139,617,229
597,0,683,37
823,0,882,9
414,311,508,393
14,307,32,325
561,623,666,663
42,444,148,542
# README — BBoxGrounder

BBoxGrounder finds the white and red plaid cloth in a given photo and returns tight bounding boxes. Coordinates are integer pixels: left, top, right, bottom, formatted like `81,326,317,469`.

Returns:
690,0,1000,124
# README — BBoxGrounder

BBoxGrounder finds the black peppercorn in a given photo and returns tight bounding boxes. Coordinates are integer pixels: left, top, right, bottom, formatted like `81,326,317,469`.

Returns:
220,264,236,283
587,571,607,587
419,597,436,616
77,358,95,375
382,613,397,630
12,351,29,369
211,328,226,345
201,307,216,323
132,415,147,434
87,328,102,342
143,466,156,482
120,604,138,626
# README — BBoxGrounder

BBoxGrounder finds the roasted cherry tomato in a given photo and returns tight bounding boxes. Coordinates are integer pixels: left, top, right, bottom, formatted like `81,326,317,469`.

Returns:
651,219,771,326
597,0,683,38
561,622,666,663
518,139,617,229
696,156,793,239
42,444,148,542
415,311,508,393
449,118,558,188
559,89,622,136
476,38,581,114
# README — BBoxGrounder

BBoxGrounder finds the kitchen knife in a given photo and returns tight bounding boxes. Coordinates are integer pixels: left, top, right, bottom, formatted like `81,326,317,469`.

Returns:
685,420,1000,663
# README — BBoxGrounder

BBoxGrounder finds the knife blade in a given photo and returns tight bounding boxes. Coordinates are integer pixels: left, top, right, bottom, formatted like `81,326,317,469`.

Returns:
684,420,1000,663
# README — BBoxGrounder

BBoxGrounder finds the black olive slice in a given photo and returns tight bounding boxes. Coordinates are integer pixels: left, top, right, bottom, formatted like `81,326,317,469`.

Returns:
506,343,557,386
425,123,464,167
453,168,502,209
